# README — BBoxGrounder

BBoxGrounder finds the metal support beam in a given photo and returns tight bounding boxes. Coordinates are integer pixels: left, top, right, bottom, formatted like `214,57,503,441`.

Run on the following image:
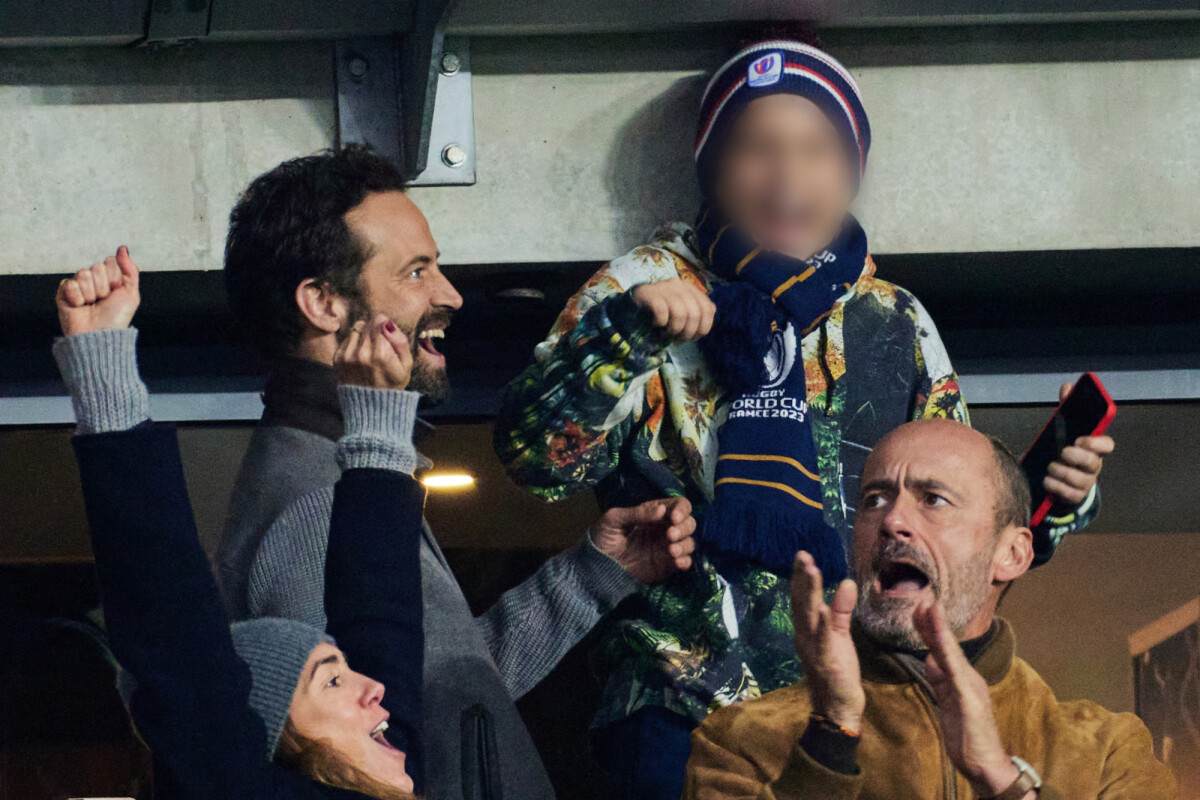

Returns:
959,370,1200,407
448,0,1200,35
3,0,1198,46
397,0,455,178
0,393,264,426
208,0,416,40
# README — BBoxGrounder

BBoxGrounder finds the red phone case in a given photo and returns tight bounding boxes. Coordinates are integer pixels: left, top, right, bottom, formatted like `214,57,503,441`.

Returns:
1024,372,1117,528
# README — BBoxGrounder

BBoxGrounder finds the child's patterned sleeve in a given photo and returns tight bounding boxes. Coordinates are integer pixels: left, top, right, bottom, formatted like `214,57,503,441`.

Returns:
494,252,678,501
918,373,969,423
1038,486,1100,551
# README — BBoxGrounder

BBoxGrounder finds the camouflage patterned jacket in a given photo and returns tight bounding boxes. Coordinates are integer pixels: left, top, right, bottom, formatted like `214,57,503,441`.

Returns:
494,222,1096,728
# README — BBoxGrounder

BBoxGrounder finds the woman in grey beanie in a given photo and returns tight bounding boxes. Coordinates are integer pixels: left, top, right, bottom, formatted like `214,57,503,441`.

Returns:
54,248,426,800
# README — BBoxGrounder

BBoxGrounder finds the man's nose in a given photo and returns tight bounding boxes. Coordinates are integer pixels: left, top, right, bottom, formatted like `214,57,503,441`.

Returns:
432,270,463,310
880,495,916,541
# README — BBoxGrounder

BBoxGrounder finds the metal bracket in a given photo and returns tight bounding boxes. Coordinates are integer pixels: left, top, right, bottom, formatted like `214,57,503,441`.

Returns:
144,0,212,45
397,0,452,178
335,2,474,185
408,36,475,186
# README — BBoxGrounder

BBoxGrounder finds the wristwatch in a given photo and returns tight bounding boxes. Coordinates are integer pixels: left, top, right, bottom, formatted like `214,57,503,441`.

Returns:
985,756,1042,800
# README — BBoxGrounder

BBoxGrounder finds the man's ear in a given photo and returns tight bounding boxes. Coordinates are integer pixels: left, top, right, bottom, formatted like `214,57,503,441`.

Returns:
992,526,1035,584
294,278,348,335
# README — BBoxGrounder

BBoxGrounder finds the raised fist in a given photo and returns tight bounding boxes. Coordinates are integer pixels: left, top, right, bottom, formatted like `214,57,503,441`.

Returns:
56,246,141,336
631,278,716,342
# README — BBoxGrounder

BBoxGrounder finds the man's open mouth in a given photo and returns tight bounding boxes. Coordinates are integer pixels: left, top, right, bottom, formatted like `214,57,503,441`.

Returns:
875,559,932,598
417,327,445,357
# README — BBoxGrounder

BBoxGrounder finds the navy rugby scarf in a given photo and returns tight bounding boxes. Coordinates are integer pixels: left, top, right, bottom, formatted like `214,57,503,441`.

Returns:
696,206,868,579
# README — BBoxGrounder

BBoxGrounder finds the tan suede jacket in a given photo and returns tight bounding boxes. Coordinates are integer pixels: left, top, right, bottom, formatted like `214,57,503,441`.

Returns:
684,619,1176,800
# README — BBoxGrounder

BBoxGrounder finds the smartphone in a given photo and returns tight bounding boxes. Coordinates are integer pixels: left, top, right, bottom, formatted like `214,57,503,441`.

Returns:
1021,372,1116,528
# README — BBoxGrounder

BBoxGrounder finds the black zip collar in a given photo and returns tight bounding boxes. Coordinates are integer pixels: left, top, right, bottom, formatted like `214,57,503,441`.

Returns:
853,618,1014,687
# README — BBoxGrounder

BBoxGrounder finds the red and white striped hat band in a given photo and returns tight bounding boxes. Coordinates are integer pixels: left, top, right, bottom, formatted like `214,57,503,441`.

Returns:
701,40,861,105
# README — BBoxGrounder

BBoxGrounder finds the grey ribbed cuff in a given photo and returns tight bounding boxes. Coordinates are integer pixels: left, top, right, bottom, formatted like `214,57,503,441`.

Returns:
52,328,150,435
336,385,421,475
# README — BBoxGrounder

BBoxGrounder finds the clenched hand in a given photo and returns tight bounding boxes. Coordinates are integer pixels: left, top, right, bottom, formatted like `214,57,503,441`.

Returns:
56,246,141,336
631,278,716,342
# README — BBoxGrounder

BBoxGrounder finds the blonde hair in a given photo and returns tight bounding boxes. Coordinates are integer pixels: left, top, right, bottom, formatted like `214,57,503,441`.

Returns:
276,718,418,800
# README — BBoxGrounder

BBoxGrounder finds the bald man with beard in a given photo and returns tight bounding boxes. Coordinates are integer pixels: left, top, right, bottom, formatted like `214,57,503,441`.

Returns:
684,419,1175,800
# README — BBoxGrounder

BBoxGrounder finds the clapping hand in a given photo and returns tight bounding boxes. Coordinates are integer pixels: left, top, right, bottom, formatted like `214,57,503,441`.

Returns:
913,602,1031,799
790,551,866,732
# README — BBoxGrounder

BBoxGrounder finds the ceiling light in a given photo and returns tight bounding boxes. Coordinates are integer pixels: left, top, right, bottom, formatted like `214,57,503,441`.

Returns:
422,471,475,489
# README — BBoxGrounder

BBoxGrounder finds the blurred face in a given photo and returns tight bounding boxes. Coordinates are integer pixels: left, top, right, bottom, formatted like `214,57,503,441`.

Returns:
713,94,854,261
852,420,1011,650
288,643,413,794
344,191,464,405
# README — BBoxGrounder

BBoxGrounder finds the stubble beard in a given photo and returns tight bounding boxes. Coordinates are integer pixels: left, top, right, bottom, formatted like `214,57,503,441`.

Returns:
854,540,995,651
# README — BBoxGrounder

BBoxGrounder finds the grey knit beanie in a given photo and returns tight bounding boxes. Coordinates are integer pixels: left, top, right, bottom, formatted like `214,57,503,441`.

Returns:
230,616,335,758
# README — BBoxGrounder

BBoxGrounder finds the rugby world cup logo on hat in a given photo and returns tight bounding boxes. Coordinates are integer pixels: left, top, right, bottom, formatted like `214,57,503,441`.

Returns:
747,52,783,88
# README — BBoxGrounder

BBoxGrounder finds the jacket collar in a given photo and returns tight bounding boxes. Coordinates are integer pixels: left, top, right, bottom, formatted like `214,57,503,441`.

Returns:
853,617,1016,687
261,357,344,442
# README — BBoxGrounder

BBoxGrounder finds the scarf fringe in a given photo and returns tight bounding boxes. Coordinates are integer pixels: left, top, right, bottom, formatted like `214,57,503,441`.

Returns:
699,499,848,581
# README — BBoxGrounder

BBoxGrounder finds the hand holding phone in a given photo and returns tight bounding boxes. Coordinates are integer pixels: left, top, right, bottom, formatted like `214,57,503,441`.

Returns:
1021,373,1116,533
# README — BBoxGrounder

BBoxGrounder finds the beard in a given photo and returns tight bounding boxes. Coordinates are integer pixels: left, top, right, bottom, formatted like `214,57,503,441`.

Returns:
339,300,453,407
854,538,995,651
398,308,452,406
408,350,450,406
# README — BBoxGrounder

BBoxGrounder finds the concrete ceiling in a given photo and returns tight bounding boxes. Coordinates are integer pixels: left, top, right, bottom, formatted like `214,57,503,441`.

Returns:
4,0,1200,47
450,0,1200,35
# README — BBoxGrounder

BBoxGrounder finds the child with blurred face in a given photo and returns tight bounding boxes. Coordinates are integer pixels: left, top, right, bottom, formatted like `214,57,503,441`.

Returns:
713,92,855,261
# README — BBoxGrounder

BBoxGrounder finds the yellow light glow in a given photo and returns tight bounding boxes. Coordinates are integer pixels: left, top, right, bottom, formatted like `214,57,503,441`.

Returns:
421,472,476,489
